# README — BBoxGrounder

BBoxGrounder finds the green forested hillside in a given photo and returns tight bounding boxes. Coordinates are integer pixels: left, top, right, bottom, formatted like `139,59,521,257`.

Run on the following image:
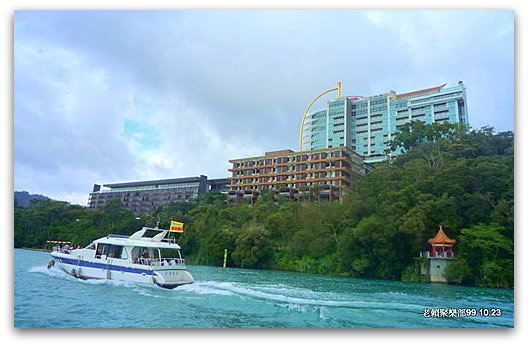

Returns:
14,123,514,288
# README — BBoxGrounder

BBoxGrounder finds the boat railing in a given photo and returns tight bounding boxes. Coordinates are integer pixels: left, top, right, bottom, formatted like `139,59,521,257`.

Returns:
161,238,178,244
135,257,186,267
420,251,455,259
52,245,71,254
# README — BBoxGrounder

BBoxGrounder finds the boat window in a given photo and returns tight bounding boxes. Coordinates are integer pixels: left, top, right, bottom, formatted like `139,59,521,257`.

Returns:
107,245,124,259
142,229,163,238
95,244,104,258
96,244,125,259
159,248,181,259
120,247,129,260
131,247,154,263
131,247,141,261
86,243,96,250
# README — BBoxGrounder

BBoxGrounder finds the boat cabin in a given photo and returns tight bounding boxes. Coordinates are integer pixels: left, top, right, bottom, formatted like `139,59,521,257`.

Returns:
82,227,185,267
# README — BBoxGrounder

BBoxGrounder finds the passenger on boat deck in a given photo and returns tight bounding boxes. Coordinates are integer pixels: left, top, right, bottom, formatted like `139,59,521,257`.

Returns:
62,244,70,254
137,249,150,265
169,259,177,266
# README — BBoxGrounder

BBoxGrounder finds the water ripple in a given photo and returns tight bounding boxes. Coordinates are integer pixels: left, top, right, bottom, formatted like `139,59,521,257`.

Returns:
15,250,514,328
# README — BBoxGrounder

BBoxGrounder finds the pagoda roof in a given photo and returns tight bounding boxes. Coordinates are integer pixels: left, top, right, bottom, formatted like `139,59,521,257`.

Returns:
428,226,456,244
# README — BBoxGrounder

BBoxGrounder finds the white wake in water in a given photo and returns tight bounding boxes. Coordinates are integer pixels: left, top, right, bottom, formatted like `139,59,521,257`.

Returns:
29,264,73,279
29,265,425,313
176,280,427,311
28,265,143,289
175,282,235,296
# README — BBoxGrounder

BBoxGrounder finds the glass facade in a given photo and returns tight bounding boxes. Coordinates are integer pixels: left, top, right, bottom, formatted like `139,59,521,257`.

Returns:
301,82,468,163
93,182,201,193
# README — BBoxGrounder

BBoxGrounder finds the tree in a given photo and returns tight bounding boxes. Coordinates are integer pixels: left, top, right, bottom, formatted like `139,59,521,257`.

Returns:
387,120,468,153
232,223,272,268
445,223,513,287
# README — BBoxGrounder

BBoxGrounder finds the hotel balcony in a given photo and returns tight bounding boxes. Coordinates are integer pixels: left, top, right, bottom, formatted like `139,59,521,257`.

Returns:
227,190,243,201
243,190,258,198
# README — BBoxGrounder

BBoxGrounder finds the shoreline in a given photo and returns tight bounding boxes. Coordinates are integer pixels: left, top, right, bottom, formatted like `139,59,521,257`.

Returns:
15,248,514,290
20,247,52,252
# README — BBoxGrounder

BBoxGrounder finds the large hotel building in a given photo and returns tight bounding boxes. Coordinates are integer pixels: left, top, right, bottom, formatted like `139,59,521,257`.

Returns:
300,82,468,163
227,146,372,202
88,176,228,214
226,81,468,201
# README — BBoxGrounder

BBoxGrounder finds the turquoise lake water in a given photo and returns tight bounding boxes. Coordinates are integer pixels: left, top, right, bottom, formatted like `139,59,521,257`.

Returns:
14,249,514,328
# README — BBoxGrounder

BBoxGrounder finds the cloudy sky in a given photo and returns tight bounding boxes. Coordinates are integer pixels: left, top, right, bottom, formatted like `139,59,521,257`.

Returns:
14,10,514,205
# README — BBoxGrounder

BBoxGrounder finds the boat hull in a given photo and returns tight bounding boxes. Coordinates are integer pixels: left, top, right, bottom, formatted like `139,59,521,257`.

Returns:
50,252,194,288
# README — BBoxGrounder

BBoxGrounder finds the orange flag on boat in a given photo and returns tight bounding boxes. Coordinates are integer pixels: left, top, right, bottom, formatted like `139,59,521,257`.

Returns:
170,221,184,233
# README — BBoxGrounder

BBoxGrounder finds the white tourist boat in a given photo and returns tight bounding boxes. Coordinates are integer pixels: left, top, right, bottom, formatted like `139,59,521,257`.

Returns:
48,227,194,289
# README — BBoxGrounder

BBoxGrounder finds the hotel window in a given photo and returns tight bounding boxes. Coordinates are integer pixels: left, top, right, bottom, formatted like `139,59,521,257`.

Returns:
329,109,344,116
371,106,386,112
312,112,327,119
371,98,387,105
329,101,345,108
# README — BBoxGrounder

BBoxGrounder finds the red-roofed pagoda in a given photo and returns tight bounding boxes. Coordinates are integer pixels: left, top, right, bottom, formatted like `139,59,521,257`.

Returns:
428,226,456,259
420,226,457,283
